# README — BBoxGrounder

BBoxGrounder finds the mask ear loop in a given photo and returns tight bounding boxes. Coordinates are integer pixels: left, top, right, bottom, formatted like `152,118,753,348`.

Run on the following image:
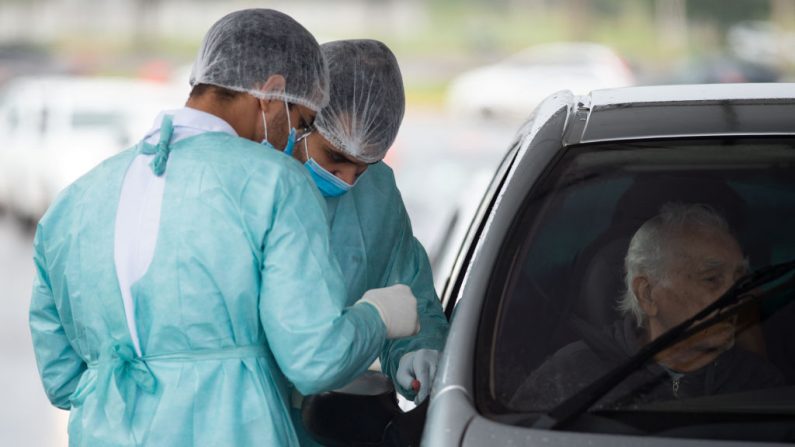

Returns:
303,133,311,160
283,98,292,131
261,110,268,143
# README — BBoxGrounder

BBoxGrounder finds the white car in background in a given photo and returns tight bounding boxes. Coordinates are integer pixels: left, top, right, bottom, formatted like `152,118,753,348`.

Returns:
445,42,635,125
0,76,181,222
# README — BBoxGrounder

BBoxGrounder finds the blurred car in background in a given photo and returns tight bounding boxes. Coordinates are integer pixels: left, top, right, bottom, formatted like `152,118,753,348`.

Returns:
0,75,181,222
668,53,781,84
302,83,795,446
727,21,795,67
445,42,635,125
0,43,65,86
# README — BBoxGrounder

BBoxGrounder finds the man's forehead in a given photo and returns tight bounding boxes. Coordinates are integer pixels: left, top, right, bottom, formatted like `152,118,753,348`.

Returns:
668,228,742,262
698,257,748,271
311,131,369,166
328,143,369,166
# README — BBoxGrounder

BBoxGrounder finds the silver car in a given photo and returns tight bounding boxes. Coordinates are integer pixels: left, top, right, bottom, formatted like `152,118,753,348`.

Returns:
305,83,795,446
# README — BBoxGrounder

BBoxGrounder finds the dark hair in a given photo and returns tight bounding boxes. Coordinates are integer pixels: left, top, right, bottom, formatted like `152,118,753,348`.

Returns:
189,83,242,102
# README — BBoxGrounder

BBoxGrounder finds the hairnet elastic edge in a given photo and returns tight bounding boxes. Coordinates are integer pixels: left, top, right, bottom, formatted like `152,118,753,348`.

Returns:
314,125,387,164
195,81,328,113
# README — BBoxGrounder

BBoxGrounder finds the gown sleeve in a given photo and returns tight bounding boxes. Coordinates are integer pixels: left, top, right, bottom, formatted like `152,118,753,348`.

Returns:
257,169,388,395
29,225,87,410
377,203,449,399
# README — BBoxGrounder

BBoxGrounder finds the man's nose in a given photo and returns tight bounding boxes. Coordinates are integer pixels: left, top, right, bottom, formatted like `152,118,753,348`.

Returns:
335,167,358,186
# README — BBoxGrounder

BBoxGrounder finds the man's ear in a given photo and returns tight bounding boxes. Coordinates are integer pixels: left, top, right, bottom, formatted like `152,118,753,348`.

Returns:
260,74,286,95
257,75,287,118
633,276,658,317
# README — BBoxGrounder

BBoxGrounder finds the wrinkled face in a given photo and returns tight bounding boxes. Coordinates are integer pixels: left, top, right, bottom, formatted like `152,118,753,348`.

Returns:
652,227,746,329
643,226,747,365
296,131,369,185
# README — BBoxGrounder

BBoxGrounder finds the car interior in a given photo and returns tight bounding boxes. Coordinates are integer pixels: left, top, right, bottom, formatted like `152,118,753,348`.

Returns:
479,138,795,440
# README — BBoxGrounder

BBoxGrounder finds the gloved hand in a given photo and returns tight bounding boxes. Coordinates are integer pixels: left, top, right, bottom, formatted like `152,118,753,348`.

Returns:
396,349,440,404
357,284,420,339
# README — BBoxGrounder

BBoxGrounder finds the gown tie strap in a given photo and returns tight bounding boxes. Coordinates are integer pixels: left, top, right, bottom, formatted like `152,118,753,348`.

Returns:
139,114,175,176
70,342,268,440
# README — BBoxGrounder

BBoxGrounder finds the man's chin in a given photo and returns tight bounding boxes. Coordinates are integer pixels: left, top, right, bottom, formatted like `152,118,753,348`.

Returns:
658,323,736,372
691,322,736,352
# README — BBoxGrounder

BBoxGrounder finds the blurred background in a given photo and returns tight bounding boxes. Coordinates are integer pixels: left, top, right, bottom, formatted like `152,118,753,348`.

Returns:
1,0,794,444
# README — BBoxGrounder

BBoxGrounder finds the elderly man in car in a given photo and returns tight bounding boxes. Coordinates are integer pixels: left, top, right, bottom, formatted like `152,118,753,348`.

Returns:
510,202,784,410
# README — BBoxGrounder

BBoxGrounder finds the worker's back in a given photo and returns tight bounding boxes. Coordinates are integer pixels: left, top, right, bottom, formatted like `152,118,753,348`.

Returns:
31,131,334,446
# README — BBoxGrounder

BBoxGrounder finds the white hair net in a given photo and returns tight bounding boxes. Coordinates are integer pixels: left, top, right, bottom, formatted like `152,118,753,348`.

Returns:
314,39,405,163
190,9,329,112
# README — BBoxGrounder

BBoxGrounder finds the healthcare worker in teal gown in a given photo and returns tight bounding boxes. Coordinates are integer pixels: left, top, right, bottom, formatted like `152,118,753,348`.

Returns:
283,39,450,445
28,10,420,447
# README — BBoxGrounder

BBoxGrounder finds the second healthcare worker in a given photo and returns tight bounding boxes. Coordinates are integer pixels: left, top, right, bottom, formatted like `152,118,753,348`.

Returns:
283,39,450,443
29,10,420,446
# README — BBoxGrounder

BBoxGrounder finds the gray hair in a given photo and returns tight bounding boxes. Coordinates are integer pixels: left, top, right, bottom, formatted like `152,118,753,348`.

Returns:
619,202,731,327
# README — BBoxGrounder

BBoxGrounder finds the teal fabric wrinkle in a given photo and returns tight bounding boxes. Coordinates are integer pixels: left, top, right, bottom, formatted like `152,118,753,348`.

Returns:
328,162,448,384
293,161,450,446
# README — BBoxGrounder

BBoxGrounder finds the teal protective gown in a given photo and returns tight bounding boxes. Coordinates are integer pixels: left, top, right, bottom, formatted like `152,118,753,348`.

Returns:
29,125,387,446
326,162,448,384
292,161,449,445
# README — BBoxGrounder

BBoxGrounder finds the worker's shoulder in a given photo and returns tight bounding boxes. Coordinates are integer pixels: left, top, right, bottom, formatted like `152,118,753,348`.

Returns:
365,161,397,184
63,147,137,196
39,147,137,228
184,132,307,179
356,161,400,198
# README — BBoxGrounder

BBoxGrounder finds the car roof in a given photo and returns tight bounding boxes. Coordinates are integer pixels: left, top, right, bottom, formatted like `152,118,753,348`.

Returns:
565,83,795,145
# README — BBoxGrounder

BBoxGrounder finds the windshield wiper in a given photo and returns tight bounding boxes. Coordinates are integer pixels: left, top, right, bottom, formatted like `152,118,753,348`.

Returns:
532,259,795,430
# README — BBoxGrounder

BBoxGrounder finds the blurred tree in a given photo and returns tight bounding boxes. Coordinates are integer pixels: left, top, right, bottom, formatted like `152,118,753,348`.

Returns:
566,0,590,40
134,0,161,49
771,0,795,28
655,0,688,50
686,0,770,32
590,0,624,16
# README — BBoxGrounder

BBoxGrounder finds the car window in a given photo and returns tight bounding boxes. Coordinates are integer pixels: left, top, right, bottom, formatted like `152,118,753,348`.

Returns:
441,140,520,318
476,138,795,442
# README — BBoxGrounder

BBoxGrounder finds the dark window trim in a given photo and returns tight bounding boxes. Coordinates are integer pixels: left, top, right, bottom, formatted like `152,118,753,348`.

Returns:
473,145,571,416
441,142,522,319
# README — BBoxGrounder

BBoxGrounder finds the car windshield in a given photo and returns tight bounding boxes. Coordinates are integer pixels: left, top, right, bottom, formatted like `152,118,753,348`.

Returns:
483,138,795,440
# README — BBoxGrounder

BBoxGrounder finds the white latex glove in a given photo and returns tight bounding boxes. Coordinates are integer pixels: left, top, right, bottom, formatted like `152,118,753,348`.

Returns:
396,349,440,404
357,284,420,339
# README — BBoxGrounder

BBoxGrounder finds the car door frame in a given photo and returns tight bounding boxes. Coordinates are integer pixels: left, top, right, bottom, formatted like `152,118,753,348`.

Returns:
423,91,577,446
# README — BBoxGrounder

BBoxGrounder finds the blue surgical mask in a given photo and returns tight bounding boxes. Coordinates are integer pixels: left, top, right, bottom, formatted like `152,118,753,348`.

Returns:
300,134,355,197
283,128,296,156
306,158,354,197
